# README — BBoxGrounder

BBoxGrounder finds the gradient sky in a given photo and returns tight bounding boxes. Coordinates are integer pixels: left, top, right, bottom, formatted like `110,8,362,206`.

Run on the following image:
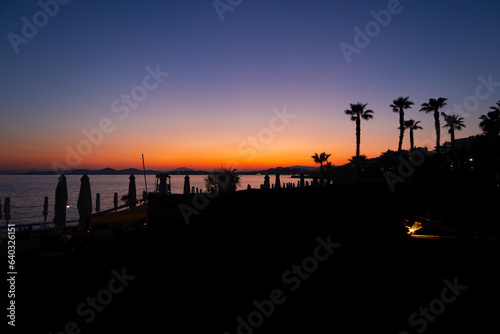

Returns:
1,0,500,171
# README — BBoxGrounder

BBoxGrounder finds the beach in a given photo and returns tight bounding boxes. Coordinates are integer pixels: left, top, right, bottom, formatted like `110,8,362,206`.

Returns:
6,182,499,333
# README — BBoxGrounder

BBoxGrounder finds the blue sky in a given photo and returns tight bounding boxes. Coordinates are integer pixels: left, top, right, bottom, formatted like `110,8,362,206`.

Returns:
1,0,499,170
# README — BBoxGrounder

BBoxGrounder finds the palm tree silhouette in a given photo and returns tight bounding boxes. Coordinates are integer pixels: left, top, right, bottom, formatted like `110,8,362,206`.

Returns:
311,152,331,171
403,119,423,151
420,97,448,152
390,97,414,153
479,101,500,137
442,113,466,149
324,161,333,184
344,102,374,157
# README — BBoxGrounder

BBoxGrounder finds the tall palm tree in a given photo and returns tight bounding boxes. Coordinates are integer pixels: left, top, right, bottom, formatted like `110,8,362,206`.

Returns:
403,119,423,151
390,96,414,153
311,152,331,171
479,101,500,137
420,97,448,152
442,113,466,149
344,102,374,157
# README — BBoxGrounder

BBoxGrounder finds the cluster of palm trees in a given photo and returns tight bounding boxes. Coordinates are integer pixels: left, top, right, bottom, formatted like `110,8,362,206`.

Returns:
344,97,474,160
479,101,500,138
310,99,499,176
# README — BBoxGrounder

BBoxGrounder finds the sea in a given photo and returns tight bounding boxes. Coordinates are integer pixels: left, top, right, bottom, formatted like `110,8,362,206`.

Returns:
0,174,297,227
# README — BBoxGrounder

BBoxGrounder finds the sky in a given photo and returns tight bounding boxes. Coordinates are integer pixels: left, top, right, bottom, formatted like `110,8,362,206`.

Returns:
1,0,500,171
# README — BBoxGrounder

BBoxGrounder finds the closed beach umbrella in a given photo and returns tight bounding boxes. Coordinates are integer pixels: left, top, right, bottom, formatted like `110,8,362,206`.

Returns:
96,193,100,213
4,197,11,224
77,175,92,237
43,196,48,222
128,175,136,208
158,174,168,195
312,174,318,186
53,175,68,231
263,174,270,190
275,174,281,189
183,175,190,195
300,173,305,188
113,192,118,210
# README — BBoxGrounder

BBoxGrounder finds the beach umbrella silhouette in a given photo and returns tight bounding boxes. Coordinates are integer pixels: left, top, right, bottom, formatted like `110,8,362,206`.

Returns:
43,196,48,222
96,193,100,213
263,174,270,190
4,197,11,224
300,173,305,188
275,174,281,189
158,174,168,195
128,175,137,208
183,175,190,195
77,175,92,237
113,192,118,210
53,175,68,231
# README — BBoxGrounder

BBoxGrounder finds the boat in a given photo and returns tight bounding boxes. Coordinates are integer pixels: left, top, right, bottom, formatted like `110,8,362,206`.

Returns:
89,200,147,227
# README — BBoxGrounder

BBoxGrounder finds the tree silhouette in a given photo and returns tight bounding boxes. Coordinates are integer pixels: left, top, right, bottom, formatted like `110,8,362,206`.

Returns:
324,161,334,184
442,113,466,149
403,119,423,151
390,96,414,153
479,101,500,137
311,152,331,171
204,167,241,193
420,97,448,152
344,102,374,157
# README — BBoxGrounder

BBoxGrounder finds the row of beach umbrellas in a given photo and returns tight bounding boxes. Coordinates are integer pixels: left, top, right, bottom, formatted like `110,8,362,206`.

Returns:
2,173,317,229
53,174,138,235
1,175,138,234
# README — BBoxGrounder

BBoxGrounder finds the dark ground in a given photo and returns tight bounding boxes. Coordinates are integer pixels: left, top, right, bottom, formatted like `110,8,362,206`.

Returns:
6,182,500,333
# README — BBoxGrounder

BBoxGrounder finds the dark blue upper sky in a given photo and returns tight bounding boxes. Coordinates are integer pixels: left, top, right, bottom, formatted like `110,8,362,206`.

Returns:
1,0,500,170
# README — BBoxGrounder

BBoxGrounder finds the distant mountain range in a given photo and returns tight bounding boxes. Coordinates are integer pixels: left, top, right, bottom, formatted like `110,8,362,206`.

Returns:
0,167,205,176
0,165,318,175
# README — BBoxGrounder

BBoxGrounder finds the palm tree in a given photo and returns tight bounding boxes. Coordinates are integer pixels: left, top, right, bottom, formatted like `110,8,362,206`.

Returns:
403,119,423,151
311,152,331,171
479,101,500,137
390,97,414,153
442,113,466,149
204,167,241,193
324,161,334,185
348,155,367,166
420,97,448,152
344,102,374,157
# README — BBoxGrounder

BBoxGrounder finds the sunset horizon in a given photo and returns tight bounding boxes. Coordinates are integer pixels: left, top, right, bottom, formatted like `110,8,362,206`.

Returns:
2,1,499,174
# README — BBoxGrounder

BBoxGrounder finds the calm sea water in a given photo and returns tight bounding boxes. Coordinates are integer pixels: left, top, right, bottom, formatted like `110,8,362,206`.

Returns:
0,174,296,226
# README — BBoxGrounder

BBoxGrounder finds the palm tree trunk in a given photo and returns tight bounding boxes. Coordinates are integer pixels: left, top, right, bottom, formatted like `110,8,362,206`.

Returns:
356,117,361,157
434,111,441,152
450,128,455,149
398,108,404,153
410,129,414,150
